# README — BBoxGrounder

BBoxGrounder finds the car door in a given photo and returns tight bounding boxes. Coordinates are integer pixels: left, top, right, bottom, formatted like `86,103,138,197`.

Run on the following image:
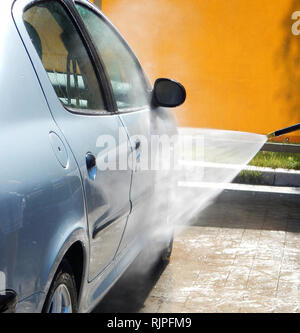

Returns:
76,3,159,254
19,0,132,281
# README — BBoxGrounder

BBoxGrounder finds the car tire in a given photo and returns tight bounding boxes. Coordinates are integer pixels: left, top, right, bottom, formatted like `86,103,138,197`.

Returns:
160,233,174,263
42,260,78,313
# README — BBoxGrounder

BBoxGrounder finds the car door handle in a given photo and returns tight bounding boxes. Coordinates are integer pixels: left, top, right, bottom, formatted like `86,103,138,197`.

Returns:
135,139,141,151
134,139,141,164
86,152,97,180
86,152,96,170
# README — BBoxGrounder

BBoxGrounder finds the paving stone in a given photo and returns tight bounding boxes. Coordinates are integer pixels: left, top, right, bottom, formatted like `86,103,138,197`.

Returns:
94,191,300,313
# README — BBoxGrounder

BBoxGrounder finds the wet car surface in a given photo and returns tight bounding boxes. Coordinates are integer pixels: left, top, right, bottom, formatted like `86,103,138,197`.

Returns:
0,0,184,312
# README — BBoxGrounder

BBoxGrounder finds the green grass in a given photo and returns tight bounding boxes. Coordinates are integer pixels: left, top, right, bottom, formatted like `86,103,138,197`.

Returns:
235,170,264,184
249,151,300,170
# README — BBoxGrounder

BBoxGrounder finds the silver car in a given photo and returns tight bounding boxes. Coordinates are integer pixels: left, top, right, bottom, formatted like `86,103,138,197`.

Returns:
0,0,185,313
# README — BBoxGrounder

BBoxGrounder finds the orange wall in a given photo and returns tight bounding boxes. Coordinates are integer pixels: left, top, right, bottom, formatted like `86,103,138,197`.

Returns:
101,0,300,142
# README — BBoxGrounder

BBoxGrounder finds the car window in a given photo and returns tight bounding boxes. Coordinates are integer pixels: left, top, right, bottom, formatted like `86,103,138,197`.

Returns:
23,1,105,111
76,4,148,111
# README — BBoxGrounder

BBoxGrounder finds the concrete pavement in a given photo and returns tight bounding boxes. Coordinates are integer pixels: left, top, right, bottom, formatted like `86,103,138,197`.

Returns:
94,190,300,313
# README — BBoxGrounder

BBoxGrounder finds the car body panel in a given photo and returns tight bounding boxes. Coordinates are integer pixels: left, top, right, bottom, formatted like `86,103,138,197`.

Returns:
0,0,180,312
0,1,87,308
14,0,134,282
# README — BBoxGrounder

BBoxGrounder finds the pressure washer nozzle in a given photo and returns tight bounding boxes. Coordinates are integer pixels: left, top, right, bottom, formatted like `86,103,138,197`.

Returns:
267,122,300,139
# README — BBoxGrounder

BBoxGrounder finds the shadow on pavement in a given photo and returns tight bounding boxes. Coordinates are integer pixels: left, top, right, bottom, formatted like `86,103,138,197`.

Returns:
192,190,300,233
93,251,168,313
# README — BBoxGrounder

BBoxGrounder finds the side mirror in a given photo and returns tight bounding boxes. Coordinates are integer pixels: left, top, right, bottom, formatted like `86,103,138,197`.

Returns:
152,78,186,108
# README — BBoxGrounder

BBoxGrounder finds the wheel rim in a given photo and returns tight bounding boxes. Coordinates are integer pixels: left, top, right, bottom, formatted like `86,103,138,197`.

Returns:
47,284,73,313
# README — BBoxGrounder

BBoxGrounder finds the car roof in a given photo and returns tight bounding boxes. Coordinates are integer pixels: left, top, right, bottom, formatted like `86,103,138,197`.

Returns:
6,0,95,9
1,0,15,17
4,0,14,6
3,0,100,23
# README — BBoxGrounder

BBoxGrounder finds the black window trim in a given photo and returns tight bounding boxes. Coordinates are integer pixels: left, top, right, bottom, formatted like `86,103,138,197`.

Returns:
22,0,118,115
74,0,153,114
